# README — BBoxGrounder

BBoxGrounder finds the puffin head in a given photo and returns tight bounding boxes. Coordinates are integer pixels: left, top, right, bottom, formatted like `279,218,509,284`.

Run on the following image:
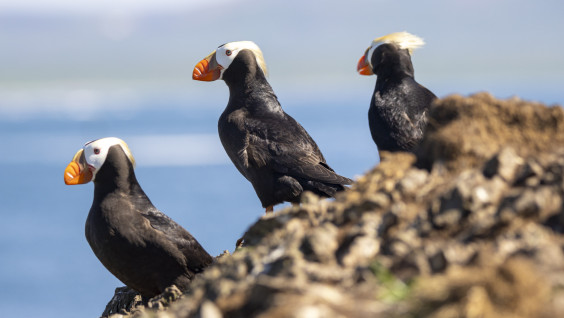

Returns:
192,41,268,81
64,137,135,185
357,31,424,76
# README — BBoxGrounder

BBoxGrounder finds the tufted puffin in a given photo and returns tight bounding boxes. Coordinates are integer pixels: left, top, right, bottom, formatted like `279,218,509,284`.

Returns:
63,137,213,298
193,41,353,213
357,31,437,153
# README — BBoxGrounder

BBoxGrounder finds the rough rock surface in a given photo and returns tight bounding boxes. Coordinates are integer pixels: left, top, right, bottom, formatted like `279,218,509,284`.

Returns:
102,93,564,318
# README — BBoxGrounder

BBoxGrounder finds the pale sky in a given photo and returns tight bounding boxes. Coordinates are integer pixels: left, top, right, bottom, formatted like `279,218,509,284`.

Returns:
1,0,563,117
0,0,236,14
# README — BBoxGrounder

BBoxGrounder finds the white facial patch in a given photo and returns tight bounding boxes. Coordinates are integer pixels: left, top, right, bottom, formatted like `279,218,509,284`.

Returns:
83,137,135,180
215,41,268,78
367,45,378,70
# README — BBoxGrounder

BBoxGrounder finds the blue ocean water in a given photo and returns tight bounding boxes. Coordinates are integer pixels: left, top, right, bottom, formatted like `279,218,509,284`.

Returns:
0,94,378,317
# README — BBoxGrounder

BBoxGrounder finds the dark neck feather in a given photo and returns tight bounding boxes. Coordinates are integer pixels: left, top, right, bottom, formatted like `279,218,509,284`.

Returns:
222,50,282,114
92,147,150,206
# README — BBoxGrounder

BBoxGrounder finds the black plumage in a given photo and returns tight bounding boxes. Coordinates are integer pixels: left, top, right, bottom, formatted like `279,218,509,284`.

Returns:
358,32,437,152
65,139,212,297
194,42,352,212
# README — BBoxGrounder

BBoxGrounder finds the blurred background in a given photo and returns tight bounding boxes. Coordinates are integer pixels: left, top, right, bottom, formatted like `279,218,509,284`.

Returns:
1,0,563,317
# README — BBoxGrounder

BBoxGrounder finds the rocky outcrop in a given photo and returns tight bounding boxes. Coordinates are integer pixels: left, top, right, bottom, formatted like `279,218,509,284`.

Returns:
103,93,564,317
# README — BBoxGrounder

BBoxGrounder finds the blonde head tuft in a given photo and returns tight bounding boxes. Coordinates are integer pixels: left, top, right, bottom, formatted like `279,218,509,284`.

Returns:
248,43,268,77
371,31,425,54
116,139,136,168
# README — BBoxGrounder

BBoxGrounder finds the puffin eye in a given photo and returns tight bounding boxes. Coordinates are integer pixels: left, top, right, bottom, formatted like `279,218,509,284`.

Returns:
225,50,232,56
94,148,101,155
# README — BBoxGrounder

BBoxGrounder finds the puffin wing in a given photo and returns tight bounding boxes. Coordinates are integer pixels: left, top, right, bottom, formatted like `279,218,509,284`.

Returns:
400,81,436,149
245,114,353,185
141,208,212,273
397,109,426,150
375,79,436,150
273,154,353,185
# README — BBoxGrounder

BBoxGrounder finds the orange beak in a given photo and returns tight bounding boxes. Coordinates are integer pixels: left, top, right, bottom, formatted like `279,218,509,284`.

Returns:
357,50,374,76
193,51,223,81
64,149,93,185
